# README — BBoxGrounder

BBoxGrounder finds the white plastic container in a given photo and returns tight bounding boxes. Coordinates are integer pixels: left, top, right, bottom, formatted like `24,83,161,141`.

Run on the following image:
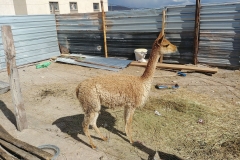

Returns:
134,48,148,62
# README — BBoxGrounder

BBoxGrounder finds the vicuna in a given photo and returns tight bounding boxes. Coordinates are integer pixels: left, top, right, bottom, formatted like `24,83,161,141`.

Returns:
76,31,177,149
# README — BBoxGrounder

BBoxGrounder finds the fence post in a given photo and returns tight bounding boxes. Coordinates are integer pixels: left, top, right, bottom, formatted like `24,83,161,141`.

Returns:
100,0,108,58
1,26,28,131
160,9,166,63
193,0,201,65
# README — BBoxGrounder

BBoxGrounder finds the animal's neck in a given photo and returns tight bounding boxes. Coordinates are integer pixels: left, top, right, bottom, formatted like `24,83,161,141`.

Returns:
141,47,161,81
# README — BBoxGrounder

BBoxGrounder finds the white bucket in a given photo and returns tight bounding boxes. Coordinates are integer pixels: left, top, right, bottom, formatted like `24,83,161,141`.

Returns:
134,48,148,62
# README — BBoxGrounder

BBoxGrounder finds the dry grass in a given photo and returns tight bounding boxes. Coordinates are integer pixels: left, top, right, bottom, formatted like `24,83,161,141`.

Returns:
110,95,240,159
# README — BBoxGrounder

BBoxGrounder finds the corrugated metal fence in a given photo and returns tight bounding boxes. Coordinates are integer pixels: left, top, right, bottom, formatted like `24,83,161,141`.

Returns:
164,5,196,64
199,3,240,67
56,13,102,56
105,9,164,59
56,9,165,59
0,15,60,70
57,2,240,67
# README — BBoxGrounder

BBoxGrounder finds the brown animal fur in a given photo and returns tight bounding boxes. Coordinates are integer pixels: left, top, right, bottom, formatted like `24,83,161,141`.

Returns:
76,31,177,149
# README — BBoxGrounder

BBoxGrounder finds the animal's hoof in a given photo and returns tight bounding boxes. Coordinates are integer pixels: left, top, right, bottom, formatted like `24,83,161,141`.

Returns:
102,137,108,141
91,144,97,150
129,140,134,144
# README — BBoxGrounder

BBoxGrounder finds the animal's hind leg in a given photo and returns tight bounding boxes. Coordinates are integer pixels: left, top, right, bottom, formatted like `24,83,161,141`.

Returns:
91,112,108,141
82,113,97,149
124,107,136,144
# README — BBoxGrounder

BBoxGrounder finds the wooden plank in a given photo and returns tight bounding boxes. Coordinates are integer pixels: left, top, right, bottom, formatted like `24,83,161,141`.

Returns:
1,25,28,131
0,139,40,160
0,125,53,160
0,146,18,160
130,61,218,73
0,81,10,94
193,0,201,65
100,0,108,58
0,146,19,160
161,10,166,35
159,9,166,63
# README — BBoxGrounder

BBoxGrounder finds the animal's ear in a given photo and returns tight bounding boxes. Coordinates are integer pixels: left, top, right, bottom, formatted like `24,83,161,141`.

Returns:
158,31,163,39
157,31,164,45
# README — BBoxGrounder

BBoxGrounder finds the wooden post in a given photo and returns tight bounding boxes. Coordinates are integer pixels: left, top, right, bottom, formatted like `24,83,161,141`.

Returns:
193,0,201,65
100,0,108,58
159,9,166,63
1,26,28,131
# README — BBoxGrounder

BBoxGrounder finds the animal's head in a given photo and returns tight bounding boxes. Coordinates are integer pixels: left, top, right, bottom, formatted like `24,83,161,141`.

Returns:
154,31,177,55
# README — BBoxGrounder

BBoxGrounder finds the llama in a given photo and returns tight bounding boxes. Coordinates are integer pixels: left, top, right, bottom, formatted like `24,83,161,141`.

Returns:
76,31,177,149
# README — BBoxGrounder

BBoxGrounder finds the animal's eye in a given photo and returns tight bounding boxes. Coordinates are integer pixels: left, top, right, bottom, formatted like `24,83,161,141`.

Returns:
163,44,169,47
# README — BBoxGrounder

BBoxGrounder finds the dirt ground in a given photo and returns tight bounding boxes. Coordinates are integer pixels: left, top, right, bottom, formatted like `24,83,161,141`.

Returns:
0,61,240,160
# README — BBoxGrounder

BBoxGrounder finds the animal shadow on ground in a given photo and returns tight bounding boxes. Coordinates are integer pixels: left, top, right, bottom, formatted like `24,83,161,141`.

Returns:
52,106,128,148
133,142,183,160
53,106,183,159
0,100,16,127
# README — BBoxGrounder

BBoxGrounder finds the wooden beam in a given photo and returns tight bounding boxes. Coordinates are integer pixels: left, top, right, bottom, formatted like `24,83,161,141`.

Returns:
0,147,19,160
1,26,28,131
0,139,40,160
130,61,218,73
0,125,53,160
161,9,166,35
160,9,166,63
193,0,201,65
100,0,108,58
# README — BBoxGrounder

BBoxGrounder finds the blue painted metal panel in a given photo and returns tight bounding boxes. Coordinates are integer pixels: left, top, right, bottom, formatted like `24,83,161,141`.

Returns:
0,14,60,70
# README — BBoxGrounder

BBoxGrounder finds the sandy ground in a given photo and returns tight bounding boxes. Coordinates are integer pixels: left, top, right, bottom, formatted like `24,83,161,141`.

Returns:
0,61,240,160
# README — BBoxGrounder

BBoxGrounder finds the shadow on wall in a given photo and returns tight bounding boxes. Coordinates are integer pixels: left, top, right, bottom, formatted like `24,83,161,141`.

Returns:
0,100,16,127
53,106,183,159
